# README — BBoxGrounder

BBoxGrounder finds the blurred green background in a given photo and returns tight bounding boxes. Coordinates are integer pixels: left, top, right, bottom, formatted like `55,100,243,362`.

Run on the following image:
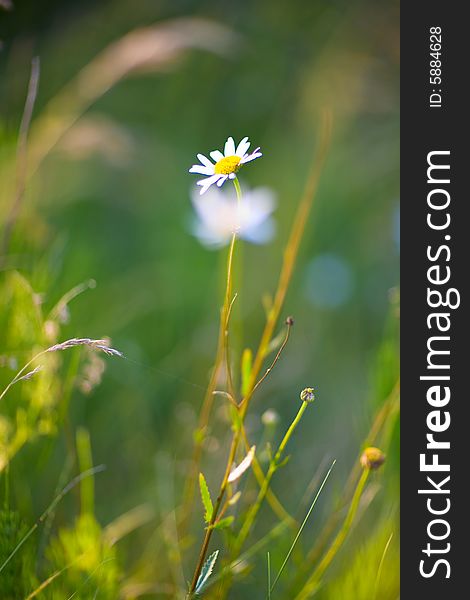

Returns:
0,0,399,598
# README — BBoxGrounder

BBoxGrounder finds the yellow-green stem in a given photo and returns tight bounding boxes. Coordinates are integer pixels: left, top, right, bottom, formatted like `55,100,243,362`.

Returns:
294,380,399,586
187,178,243,595
233,175,242,204
181,220,238,527
187,432,240,596
236,401,309,553
240,423,296,527
295,468,370,600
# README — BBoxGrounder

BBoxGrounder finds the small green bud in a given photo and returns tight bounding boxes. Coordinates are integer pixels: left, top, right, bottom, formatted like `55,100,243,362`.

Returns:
360,447,386,470
300,387,315,403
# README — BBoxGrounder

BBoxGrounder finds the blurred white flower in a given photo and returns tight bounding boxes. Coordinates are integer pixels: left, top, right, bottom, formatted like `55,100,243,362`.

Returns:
261,408,280,427
189,136,262,195
190,184,276,248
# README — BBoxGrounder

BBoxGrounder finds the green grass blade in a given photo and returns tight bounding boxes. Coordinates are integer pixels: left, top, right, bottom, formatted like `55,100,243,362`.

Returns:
267,552,272,600
373,532,394,600
270,459,336,594
0,465,105,576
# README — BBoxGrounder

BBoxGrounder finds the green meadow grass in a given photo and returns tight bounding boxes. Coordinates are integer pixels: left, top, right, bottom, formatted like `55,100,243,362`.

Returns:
1,1,399,597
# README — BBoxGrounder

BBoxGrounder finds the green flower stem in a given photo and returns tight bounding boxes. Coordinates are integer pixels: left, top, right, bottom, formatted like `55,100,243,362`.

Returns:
295,468,370,600
294,381,399,588
187,181,244,596
235,399,309,552
187,431,240,597
214,400,310,600
233,175,242,203
182,181,242,529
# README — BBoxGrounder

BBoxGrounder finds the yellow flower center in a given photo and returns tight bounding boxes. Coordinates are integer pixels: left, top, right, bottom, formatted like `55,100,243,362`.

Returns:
214,155,241,175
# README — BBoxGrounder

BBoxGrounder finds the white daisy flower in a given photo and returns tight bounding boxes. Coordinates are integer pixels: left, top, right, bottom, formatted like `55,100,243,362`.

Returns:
189,136,262,195
190,184,276,248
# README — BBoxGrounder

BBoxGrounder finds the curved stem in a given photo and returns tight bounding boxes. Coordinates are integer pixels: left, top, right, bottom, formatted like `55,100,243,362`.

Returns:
0,349,49,404
233,176,242,203
240,423,296,527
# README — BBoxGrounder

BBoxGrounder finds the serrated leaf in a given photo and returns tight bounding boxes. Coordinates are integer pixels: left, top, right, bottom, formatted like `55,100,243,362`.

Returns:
195,550,219,594
199,473,213,524
213,516,234,530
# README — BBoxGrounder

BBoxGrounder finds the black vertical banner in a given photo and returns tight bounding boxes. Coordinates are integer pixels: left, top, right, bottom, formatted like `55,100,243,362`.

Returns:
401,3,467,598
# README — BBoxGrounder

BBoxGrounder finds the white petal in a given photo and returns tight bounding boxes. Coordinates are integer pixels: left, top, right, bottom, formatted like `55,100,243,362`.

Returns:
235,137,250,157
191,186,237,245
237,186,276,244
216,175,228,187
189,164,214,175
228,173,236,179
224,137,235,156
192,221,231,248
197,153,213,168
197,173,222,195
241,150,262,164
228,446,256,483
190,184,276,248
210,150,224,162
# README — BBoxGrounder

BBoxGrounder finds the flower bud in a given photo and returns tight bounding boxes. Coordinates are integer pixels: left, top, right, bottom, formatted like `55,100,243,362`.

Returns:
360,447,386,470
300,387,315,403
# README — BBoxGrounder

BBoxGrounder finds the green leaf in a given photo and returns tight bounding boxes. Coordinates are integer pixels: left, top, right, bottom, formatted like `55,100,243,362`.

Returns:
195,550,219,595
199,473,213,524
212,516,234,531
